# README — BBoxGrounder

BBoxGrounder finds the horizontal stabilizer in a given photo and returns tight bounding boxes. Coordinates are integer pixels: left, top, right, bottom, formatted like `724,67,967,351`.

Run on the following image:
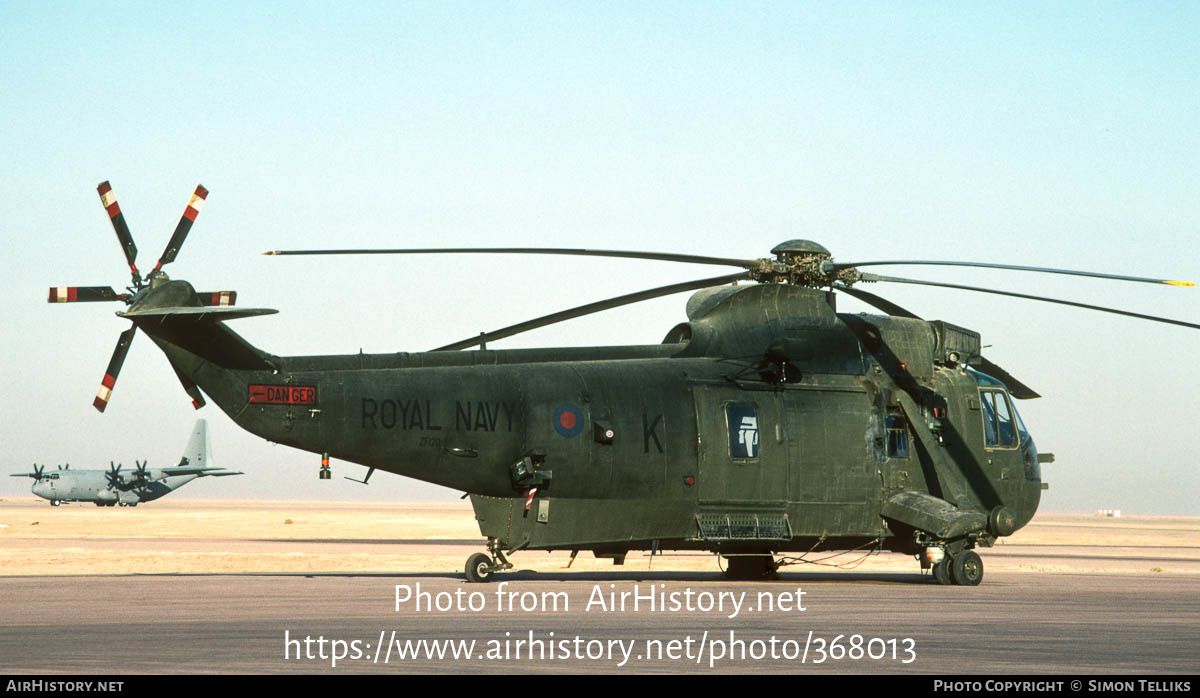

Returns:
119,306,277,321
160,465,235,476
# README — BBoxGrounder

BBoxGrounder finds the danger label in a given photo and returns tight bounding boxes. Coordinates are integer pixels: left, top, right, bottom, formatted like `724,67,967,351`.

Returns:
249,385,316,405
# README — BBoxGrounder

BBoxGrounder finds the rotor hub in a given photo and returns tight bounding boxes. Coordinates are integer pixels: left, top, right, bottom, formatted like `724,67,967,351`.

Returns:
756,239,857,287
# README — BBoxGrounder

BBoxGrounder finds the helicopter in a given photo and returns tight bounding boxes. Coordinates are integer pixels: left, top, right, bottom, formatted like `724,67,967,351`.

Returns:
50,181,1197,585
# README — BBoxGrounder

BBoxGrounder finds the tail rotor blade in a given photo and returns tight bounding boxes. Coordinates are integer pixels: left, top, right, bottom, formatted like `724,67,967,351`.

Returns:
48,286,124,303
167,357,207,409
153,184,208,273
197,291,237,307
93,326,137,413
97,181,140,283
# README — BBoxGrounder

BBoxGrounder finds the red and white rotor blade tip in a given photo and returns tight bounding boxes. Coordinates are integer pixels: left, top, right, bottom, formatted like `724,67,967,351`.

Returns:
48,286,123,303
153,184,208,273
93,326,136,413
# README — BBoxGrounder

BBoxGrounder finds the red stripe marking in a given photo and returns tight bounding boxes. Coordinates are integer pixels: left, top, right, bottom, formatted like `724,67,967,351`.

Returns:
47,289,55,302
97,182,112,195
195,185,208,198
106,202,121,218
101,374,116,389
191,400,201,410
183,206,198,221
93,397,108,411
68,287,77,302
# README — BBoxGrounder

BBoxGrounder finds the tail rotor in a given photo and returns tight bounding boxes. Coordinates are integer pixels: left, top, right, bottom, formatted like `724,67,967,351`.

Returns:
51,181,237,412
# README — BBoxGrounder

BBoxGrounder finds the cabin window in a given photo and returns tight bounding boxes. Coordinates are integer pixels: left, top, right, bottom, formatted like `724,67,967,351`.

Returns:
885,409,909,458
725,403,759,460
980,390,1018,448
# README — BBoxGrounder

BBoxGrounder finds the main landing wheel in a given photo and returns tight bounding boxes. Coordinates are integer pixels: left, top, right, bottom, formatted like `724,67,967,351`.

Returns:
931,556,952,585
464,552,495,583
950,551,984,586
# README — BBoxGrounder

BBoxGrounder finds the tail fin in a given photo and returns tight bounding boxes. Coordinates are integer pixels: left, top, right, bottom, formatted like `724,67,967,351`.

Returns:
179,419,211,468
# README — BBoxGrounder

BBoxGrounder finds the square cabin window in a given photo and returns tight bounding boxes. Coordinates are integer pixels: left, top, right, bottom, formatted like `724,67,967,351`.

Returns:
725,403,759,460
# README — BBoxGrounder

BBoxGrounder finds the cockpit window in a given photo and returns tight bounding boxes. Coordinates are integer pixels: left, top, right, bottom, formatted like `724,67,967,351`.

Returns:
980,390,1018,448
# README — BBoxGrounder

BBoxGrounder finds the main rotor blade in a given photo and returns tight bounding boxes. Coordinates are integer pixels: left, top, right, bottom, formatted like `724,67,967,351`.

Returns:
829,260,1194,287
264,246,761,269
93,326,136,413
862,273,1200,330
976,357,1040,400
153,184,208,273
97,181,140,281
434,272,751,351
833,284,921,319
835,283,1041,398
48,286,124,303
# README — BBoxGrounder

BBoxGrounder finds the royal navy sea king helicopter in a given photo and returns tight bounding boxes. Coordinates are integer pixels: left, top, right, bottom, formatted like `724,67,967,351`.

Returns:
12,419,241,506
51,182,1197,585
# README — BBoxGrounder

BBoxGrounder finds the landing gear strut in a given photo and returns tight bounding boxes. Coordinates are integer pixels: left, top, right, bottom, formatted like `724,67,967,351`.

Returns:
464,538,515,583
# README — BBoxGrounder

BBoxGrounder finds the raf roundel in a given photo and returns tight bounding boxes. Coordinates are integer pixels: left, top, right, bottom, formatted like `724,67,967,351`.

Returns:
552,403,585,438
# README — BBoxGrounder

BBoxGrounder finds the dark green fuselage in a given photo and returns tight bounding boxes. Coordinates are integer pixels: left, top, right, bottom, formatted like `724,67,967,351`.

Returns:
139,280,1042,557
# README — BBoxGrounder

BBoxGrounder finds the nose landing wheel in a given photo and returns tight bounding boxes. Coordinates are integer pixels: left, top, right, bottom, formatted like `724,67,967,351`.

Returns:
465,553,494,583
464,539,514,583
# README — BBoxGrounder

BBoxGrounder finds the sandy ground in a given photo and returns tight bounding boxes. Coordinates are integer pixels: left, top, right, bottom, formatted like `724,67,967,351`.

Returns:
0,498,1196,578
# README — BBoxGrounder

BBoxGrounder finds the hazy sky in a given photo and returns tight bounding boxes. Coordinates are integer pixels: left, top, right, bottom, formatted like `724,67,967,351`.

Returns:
2,2,1197,514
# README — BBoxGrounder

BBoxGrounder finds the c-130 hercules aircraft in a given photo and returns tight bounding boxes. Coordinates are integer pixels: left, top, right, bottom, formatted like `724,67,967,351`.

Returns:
51,182,1197,584
12,419,241,506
